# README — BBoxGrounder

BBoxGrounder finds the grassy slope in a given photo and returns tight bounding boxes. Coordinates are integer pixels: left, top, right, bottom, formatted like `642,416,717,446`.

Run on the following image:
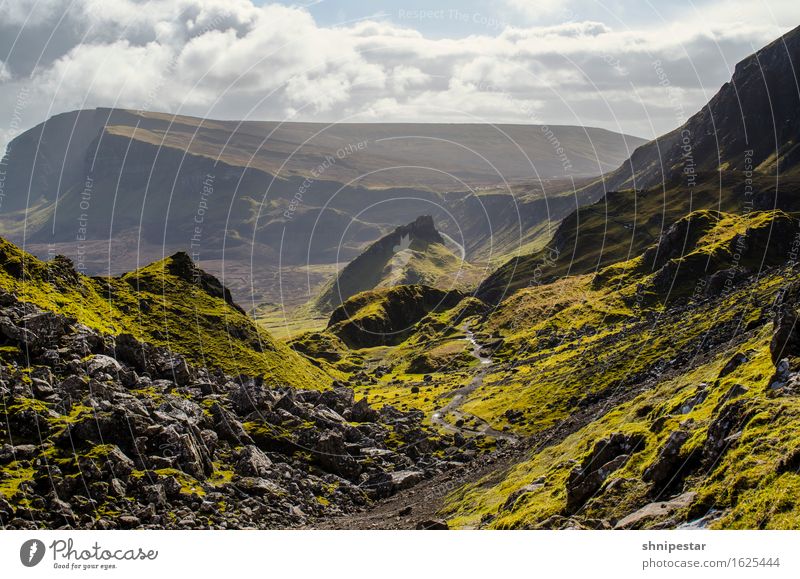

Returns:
439,209,800,528
443,331,800,529
0,238,330,389
477,171,800,303
294,287,487,419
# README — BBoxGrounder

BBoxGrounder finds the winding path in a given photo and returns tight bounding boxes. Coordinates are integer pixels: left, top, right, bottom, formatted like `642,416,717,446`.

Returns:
307,326,524,529
430,326,519,444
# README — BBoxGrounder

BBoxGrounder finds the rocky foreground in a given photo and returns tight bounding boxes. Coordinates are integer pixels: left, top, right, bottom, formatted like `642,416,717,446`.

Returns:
0,289,477,529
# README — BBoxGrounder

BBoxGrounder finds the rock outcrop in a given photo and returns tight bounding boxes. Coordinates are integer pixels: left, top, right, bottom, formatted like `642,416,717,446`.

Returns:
0,290,454,529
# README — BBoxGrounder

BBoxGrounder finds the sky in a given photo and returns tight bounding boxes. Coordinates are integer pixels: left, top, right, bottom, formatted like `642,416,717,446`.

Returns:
0,0,797,151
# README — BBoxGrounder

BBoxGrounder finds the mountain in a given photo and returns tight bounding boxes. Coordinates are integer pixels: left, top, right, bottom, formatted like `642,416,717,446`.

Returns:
314,215,480,313
599,23,800,193
0,109,644,254
282,27,800,530
0,109,644,334
478,24,800,305
0,109,645,214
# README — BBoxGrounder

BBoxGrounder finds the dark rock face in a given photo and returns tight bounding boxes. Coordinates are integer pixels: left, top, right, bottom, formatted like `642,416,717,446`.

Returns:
771,306,800,366
348,398,379,423
314,430,361,480
701,400,753,467
564,433,646,513
642,212,719,272
0,289,453,530
318,386,355,415
643,430,691,492
601,24,800,193
646,212,799,301
719,352,749,378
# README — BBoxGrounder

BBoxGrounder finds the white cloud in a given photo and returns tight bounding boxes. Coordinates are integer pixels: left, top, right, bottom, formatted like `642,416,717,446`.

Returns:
503,0,572,22
0,0,797,154
389,65,429,93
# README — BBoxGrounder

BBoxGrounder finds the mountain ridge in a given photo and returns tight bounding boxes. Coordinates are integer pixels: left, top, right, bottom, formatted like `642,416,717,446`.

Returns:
0,235,328,387
314,215,479,313
478,24,800,305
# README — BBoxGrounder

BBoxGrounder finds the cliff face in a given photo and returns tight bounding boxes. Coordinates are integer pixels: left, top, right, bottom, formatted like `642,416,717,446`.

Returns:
0,109,111,213
598,24,800,194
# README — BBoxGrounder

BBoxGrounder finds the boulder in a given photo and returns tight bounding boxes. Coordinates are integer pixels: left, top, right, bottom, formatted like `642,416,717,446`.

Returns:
500,479,546,512
31,377,55,399
349,398,379,422
702,400,752,466
565,433,646,513
313,406,347,428
274,390,304,416
718,352,749,377
675,385,708,414
236,445,273,478
319,386,355,414
156,425,214,479
614,492,697,529
85,355,123,377
59,375,89,397
22,311,70,335
364,469,424,498
0,316,37,345
314,430,361,480
771,303,800,364
643,430,691,489
210,402,253,445
230,381,274,415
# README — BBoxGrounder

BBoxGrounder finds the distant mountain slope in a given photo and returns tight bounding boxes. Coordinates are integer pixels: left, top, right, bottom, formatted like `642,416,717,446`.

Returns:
479,25,800,304
0,108,643,325
1,108,646,213
0,108,644,259
314,215,479,312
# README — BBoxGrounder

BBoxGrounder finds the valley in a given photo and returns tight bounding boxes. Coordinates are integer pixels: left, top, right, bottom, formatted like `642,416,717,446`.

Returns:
2,23,800,532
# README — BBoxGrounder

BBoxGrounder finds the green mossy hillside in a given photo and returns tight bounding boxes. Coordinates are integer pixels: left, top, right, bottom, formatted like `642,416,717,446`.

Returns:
442,328,800,529
326,284,465,348
0,237,329,389
435,211,800,528
477,172,800,304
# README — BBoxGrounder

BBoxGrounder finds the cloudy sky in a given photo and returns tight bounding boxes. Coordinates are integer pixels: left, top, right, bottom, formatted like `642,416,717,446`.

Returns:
0,0,797,151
